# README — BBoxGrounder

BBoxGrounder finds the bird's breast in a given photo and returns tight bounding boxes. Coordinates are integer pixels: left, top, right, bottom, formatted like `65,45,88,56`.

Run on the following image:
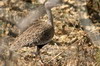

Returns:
35,26,54,45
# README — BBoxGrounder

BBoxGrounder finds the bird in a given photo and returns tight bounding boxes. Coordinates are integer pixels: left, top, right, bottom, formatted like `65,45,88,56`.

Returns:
9,0,62,56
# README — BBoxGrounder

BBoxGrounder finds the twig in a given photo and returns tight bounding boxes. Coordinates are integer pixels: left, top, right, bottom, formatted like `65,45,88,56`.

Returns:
47,50,65,63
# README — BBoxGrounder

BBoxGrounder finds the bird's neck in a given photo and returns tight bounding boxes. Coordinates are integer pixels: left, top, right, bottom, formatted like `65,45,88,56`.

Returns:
46,8,54,27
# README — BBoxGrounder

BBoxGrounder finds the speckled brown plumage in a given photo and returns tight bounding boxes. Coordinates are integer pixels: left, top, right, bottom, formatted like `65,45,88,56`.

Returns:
10,22,54,51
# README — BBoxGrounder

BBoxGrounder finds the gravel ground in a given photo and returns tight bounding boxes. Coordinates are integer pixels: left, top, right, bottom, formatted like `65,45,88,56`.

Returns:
0,0,100,66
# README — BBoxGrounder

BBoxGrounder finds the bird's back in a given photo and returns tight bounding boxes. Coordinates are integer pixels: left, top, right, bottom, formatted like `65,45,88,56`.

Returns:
10,22,54,51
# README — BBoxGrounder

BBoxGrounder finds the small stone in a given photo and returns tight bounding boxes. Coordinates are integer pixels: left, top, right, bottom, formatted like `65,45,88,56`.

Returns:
0,1,4,6
38,0,46,4
60,5,69,9
11,0,17,3
59,35,70,43
5,8,10,11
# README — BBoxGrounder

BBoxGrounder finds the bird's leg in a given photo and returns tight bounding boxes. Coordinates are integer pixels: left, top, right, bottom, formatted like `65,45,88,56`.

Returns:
36,46,41,57
35,45,44,64
36,45,44,56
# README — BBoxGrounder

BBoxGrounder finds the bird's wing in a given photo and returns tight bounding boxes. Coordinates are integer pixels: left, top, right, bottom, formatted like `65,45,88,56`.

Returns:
10,22,53,51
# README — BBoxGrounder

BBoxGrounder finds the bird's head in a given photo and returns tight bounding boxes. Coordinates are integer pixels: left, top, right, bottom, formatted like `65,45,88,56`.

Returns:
45,0,63,9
